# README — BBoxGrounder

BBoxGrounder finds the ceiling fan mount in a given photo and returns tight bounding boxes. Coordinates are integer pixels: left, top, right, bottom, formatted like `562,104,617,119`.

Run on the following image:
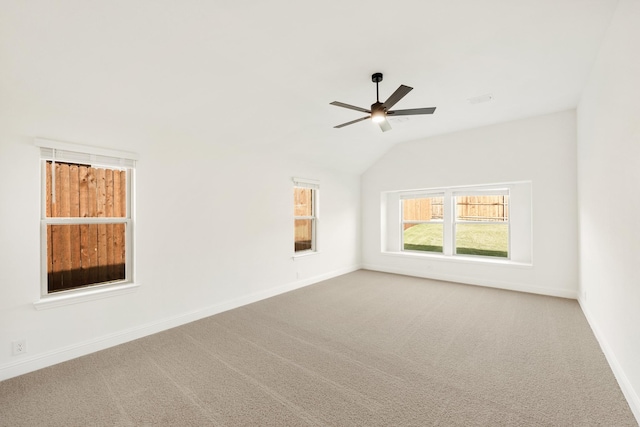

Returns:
331,72,436,132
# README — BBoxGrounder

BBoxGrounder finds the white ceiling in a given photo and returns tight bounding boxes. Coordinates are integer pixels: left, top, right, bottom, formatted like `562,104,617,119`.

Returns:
0,0,618,173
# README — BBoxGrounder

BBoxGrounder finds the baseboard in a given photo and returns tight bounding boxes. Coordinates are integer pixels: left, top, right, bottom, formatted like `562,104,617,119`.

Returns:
578,297,640,424
362,264,578,299
0,264,361,382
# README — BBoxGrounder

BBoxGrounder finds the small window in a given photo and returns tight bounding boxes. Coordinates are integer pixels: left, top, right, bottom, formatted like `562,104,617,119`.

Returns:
454,193,509,258
401,195,444,253
39,142,136,295
293,178,319,253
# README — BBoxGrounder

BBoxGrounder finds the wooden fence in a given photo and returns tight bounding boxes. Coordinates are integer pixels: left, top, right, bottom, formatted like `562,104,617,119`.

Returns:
456,195,509,221
403,197,444,223
46,161,127,292
403,195,508,230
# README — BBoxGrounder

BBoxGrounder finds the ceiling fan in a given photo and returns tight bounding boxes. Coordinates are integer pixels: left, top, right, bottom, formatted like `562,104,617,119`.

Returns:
331,73,436,132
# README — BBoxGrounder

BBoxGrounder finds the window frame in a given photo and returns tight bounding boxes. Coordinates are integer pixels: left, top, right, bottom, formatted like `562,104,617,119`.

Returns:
35,138,138,306
293,177,319,255
400,192,445,254
399,186,511,259
453,189,510,259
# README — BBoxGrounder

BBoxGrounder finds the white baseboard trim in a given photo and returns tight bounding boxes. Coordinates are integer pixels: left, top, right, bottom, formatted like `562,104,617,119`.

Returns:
362,264,578,299
0,264,361,382
578,297,640,424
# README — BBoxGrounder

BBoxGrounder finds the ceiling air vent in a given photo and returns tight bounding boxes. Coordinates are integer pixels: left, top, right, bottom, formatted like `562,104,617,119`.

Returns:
468,94,493,104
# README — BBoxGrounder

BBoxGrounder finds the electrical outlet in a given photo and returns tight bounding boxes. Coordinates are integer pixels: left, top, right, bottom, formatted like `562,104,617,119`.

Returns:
12,340,27,356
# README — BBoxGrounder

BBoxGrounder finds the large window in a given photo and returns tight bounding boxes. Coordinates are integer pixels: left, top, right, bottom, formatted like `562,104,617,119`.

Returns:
401,187,510,259
39,142,136,295
293,178,319,253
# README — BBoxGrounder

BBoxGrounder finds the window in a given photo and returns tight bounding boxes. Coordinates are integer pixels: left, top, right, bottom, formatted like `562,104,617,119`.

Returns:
293,178,318,253
38,140,136,296
454,192,509,258
401,194,444,253
400,186,510,259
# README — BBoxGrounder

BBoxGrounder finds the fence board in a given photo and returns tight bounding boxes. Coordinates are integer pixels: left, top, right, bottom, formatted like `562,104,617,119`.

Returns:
58,164,73,289
114,223,126,278
78,165,91,285
113,171,126,277
96,168,108,283
113,171,123,217
69,165,81,289
87,166,99,285
105,169,115,279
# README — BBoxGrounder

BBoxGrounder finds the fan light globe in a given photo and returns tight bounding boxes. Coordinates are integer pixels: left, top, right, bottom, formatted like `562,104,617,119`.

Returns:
371,111,385,123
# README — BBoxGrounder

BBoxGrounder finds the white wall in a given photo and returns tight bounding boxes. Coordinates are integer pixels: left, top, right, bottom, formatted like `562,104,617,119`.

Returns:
362,110,579,298
576,0,640,419
0,100,361,380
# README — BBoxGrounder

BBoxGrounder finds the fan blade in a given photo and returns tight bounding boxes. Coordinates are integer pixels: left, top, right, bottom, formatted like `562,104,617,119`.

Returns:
387,107,436,116
334,116,371,128
382,85,413,109
378,118,392,132
330,101,371,114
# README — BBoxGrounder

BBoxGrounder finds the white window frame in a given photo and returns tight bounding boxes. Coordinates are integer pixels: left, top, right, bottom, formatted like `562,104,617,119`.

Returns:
453,189,510,259
293,177,319,255
399,185,510,259
400,192,445,254
34,138,139,310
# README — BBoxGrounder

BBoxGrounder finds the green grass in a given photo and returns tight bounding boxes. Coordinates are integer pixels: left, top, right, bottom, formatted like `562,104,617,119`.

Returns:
403,223,508,258
403,223,444,253
403,243,444,252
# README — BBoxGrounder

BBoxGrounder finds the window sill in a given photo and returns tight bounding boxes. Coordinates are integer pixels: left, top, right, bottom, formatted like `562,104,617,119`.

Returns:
381,251,532,268
292,251,321,260
33,282,140,310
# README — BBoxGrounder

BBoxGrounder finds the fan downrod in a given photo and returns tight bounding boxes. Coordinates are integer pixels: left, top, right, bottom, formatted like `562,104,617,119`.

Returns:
372,73,383,103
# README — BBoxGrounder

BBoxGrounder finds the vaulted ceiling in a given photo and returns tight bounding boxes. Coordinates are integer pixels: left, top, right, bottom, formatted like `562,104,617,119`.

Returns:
0,0,618,173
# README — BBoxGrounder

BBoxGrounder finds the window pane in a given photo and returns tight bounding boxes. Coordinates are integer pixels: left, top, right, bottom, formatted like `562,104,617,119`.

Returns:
403,223,444,253
294,187,313,217
455,223,508,258
47,223,126,293
46,161,127,218
456,195,508,222
294,219,313,252
403,197,444,221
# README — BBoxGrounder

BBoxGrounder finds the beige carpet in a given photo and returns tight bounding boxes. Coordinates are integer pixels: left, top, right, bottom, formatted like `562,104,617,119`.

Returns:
0,270,637,426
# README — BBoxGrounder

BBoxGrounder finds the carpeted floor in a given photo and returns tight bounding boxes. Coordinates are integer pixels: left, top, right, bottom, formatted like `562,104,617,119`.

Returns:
0,270,637,426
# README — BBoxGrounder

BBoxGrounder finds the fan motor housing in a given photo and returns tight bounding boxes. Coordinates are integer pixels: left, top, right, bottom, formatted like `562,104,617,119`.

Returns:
371,101,385,113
